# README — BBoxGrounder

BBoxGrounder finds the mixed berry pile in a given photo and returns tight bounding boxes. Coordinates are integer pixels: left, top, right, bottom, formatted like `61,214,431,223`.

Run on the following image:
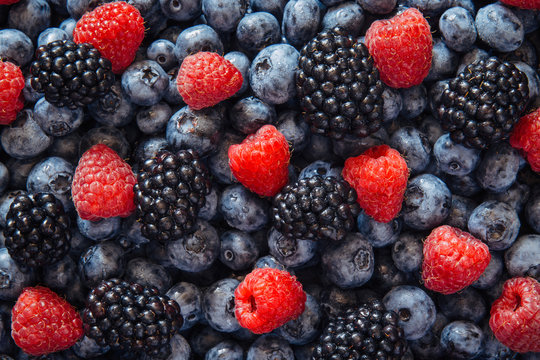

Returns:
0,0,540,359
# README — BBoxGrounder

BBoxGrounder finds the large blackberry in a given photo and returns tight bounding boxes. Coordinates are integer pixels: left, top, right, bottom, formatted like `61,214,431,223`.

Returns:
82,278,183,356
30,39,115,109
434,57,529,149
134,149,211,242
3,193,70,268
272,175,361,242
296,27,385,140
312,300,408,360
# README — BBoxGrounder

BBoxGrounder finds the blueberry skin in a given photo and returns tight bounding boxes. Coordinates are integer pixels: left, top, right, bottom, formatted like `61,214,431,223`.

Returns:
202,0,248,33
438,287,486,324
236,12,281,55
202,278,241,333
322,2,364,37
146,39,177,72
219,184,269,232
389,126,431,175
357,211,402,248
174,25,224,64
475,3,524,52
480,320,513,360
275,293,321,345
440,321,484,359
250,0,288,21
434,133,481,176
88,81,137,128
514,61,540,103
207,132,242,184
468,200,520,251
160,0,201,22
72,336,110,359
382,285,437,341
391,232,423,273
321,232,374,288
525,188,540,233
249,44,300,105
358,0,396,14
408,312,449,360
332,128,389,159
23,74,44,104
276,110,311,152
166,281,204,331
456,47,490,74
403,0,450,16
504,234,540,280
439,6,477,52
79,126,131,159
0,248,34,301
121,60,169,107
224,51,250,95
219,230,259,271
0,162,8,195
298,160,342,180
164,67,185,105
78,240,125,287
166,333,192,360
33,98,84,137
59,17,77,38
475,142,520,193
198,186,219,221
425,39,459,81
402,174,452,231
382,87,403,123
0,190,27,227
77,216,122,242
1,110,53,160
282,0,322,48
446,173,482,197
246,334,295,360
8,0,51,42
205,340,244,360
0,29,33,67
136,102,172,135
446,194,476,230
229,96,277,135
133,137,168,165
36,27,69,48
369,248,411,294
253,255,290,272
399,84,427,120
267,228,317,268
190,326,229,357
125,257,171,292
472,251,503,290
167,220,220,272
42,256,77,291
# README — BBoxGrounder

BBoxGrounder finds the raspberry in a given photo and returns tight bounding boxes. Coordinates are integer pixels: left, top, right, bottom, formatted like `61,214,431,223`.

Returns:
489,277,540,353
73,1,145,74
0,61,25,125
71,144,137,221
342,145,409,223
228,125,290,197
510,107,540,172
500,0,540,9
0,0,19,5
11,286,83,356
234,267,306,334
364,8,433,88
422,225,491,295
176,52,243,110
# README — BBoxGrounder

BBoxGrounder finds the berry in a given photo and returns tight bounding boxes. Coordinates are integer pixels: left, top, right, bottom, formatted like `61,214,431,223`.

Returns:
234,267,306,334
30,40,115,109
364,8,432,89
489,277,540,353
228,124,290,197
500,0,540,8
510,107,540,172
73,1,145,74
342,144,409,223
0,61,24,125
71,144,137,221
0,0,19,4
422,225,491,295
11,286,83,356
176,52,243,110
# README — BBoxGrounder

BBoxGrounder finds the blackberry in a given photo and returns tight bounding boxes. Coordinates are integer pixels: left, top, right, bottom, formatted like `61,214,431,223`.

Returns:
82,278,183,356
134,149,211,242
296,27,385,140
312,300,408,360
272,175,360,242
30,39,115,109
3,193,70,268
434,57,529,149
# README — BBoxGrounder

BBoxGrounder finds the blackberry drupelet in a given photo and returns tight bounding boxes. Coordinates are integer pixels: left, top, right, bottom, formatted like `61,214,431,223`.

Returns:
296,27,385,140
30,39,115,109
312,300,408,360
3,193,70,268
434,57,529,149
82,278,183,356
134,149,211,242
272,175,360,242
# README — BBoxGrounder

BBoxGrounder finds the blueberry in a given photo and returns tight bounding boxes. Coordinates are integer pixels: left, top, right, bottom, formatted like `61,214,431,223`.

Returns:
77,216,121,242
218,184,269,232
0,247,35,301
525,187,540,233
440,320,484,359
136,102,172,135
418,115,444,146
275,293,321,345
472,251,503,290
174,24,224,64
36,27,69,47
403,0,450,16
159,0,201,22
514,61,540,103
87,82,136,127
332,128,389,159
42,256,77,291
207,132,242,184
125,257,171,292
357,0,396,14
219,230,259,270
402,174,452,231
133,137,168,165
369,247,412,293
382,285,437,341
276,110,311,152
0,163,9,196
391,232,423,273
253,255,291,272
202,0,247,33
475,142,521,193
456,47,490,74
190,326,228,357
450,0,474,13
382,87,403,123
167,334,192,360
439,6,477,52
475,3,524,52
446,173,482,197
146,39,177,72
33,98,84,137
0,29,34,67
301,134,337,163
399,84,427,120
480,319,514,360
236,12,281,55
446,194,476,230
198,186,219,221
8,0,51,42
1,110,53,160
229,96,277,135
59,17,76,38
166,281,204,331
321,2,365,37
79,126,131,159
267,228,318,268
78,240,125,287
250,0,287,21
357,211,402,248
425,39,459,81
246,334,295,360
434,133,481,176
321,232,374,288
389,126,431,175
409,312,449,359
6,158,41,190
298,160,342,180
282,0,322,48
23,74,44,104
163,67,185,105
223,51,250,95
121,60,169,106
438,287,486,324
202,278,241,332
205,340,243,360
504,234,540,281
249,44,300,105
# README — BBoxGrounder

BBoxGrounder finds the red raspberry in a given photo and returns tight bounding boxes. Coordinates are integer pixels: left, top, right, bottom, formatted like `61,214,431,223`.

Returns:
510,107,540,172
0,61,25,125
234,267,306,334
11,286,84,356
342,145,409,223
500,0,540,9
0,0,20,4
364,8,433,88
177,52,243,110
73,1,145,74
422,225,491,295
489,277,540,353
228,125,290,197
72,144,137,221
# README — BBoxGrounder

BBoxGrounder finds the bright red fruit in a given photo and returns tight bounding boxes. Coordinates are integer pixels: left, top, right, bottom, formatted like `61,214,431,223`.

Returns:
0,61,25,125
342,145,409,223
510,107,540,172
489,277,540,353
500,0,540,9
0,0,20,5
177,52,243,110
228,125,290,197
422,225,491,295
72,144,137,221
11,286,83,356
234,267,306,334
73,1,145,74
365,7,433,88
